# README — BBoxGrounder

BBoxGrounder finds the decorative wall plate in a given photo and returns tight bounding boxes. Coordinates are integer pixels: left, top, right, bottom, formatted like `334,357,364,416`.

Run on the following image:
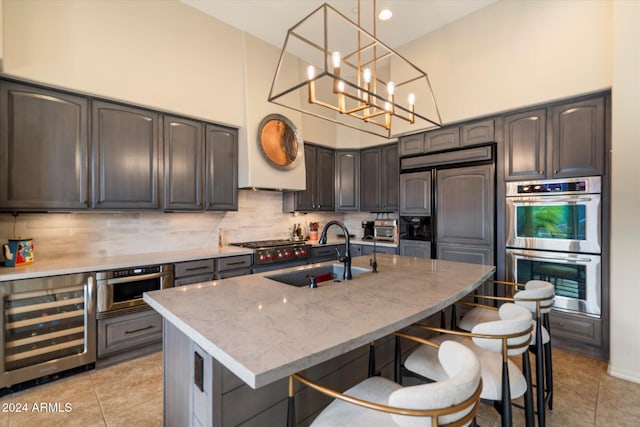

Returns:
257,114,302,170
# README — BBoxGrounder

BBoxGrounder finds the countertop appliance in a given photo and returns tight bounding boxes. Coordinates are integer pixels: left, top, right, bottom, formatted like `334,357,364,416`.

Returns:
96,264,174,319
374,219,398,242
400,216,431,241
505,176,602,316
1,273,96,395
362,221,374,239
230,239,311,273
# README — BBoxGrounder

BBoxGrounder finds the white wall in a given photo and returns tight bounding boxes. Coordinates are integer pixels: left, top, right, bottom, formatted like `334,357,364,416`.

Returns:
397,0,612,127
609,0,640,383
2,0,245,127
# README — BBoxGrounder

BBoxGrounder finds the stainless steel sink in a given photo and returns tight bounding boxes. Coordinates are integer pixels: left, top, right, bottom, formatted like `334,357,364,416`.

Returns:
265,264,371,287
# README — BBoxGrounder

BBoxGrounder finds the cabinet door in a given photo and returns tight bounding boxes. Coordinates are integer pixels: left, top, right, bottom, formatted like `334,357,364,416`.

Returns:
436,242,493,265
398,133,425,157
461,119,495,147
381,144,399,211
92,101,160,209
400,171,431,216
436,164,494,247
295,145,317,211
204,124,238,210
0,82,89,210
425,127,460,152
164,116,203,210
315,146,335,211
360,147,381,211
335,150,359,211
400,240,431,258
504,109,546,181
550,96,605,178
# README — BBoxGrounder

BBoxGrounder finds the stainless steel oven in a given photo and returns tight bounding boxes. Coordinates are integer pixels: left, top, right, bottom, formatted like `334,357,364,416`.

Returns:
505,176,602,317
96,264,173,318
506,248,601,316
506,176,601,254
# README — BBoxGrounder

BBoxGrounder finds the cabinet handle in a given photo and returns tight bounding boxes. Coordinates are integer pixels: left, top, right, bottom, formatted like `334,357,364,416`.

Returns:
124,325,154,334
185,266,210,271
539,170,544,175
226,261,246,266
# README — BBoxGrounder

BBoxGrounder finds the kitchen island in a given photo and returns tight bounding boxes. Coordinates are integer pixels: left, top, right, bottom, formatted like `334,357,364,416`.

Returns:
144,254,495,426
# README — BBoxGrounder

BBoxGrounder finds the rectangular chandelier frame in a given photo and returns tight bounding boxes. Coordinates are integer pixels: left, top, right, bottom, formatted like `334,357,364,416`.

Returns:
268,2,442,138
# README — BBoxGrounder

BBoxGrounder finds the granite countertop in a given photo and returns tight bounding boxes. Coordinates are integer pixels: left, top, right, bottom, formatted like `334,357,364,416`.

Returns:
0,246,253,282
144,254,495,389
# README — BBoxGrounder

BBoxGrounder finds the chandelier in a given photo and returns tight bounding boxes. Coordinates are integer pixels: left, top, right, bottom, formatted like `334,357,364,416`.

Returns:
268,0,442,139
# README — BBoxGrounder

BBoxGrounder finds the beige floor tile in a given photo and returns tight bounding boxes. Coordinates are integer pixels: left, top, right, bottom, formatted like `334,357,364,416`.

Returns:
2,374,104,427
91,358,163,420
104,396,163,427
594,373,640,426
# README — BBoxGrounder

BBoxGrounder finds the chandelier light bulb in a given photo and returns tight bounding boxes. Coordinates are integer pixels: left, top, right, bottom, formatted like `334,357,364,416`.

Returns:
386,81,395,95
408,93,416,105
307,65,315,80
385,101,392,111
332,51,341,69
337,80,345,93
363,68,372,83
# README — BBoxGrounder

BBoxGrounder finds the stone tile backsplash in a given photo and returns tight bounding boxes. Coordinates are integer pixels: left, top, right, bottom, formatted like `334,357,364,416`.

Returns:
0,190,378,261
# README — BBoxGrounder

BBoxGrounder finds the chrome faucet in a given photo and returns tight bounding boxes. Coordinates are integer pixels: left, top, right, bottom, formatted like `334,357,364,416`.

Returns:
362,235,378,273
319,220,352,280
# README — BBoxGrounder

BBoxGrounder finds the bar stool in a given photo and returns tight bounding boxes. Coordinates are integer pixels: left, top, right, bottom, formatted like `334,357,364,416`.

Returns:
457,280,554,427
287,340,482,427
396,303,535,427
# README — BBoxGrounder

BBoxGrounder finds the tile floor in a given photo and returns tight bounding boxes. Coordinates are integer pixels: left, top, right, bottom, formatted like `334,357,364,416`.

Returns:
1,347,639,426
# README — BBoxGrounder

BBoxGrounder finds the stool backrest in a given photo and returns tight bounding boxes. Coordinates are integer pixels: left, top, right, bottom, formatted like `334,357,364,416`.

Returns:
389,340,481,427
515,280,555,314
471,303,532,356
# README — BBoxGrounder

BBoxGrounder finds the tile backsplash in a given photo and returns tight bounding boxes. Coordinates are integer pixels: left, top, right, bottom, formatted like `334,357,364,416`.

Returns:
0,190,378,261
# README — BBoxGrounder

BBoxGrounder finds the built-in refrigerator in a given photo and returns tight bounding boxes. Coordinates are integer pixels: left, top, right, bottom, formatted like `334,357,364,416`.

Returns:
399,145,496,265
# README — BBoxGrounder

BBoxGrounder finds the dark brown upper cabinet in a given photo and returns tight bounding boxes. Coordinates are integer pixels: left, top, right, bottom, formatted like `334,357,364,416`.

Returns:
505,95,606,181
0,81,90,210
361,143,398,212
550,96,605,178
164,116,203,210
91,101,161,209
504,108,547,181
204,124,238,211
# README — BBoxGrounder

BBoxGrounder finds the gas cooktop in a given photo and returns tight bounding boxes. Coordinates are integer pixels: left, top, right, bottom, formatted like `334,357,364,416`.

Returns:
230,239,308,249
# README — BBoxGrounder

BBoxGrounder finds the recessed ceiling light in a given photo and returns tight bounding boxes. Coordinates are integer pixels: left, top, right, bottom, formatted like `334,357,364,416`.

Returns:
378,9,392,21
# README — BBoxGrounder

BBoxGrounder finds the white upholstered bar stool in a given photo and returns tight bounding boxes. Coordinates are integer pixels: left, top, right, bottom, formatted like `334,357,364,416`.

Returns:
287,340,482,427
398,303,535,427
458,280,555,427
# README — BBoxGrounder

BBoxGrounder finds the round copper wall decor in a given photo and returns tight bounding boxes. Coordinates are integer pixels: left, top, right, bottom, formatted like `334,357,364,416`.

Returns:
257,114,302,170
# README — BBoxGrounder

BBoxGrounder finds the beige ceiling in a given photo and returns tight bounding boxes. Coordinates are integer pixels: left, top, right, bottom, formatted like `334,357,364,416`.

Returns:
181,0,497,50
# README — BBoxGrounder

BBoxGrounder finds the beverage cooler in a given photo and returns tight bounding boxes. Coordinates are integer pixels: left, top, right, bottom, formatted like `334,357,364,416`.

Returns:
1,273,96,395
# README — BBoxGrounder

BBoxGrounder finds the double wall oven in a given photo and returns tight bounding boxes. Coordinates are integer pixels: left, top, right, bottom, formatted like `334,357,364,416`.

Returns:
505,176,602,316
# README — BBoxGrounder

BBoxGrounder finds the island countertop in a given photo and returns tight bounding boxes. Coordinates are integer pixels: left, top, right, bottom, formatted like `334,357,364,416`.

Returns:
144,254,495,389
